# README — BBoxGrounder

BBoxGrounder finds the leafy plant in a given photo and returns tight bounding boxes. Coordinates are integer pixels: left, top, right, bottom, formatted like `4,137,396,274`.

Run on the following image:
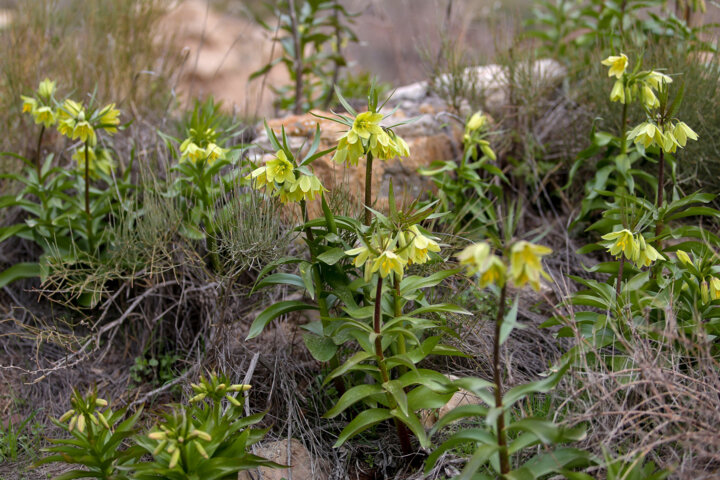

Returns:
37,373,279,480
132,374,281,480
0,80,133,299
425,220,592,478
251,0,358,113
37,389,142,480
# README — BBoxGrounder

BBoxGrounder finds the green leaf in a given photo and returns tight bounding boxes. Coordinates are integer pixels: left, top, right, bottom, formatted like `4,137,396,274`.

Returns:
0,224,28,244
333,408,392,447
324,384,384,418
246,301,318,339
503,362,570,406
499,296,522,345
252,273,305,293
323,352,375,386
317,247,346,265
302,333,337,362
399,268,461,296
0,262,41,288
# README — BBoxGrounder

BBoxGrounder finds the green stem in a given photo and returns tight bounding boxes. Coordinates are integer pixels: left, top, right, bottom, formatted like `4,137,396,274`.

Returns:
393,272,406,371
620,100,628,155
35,126,45,178
374,276,412,455
655,148,665,244
616,255,625,298
84,141,95,253
364,151,374,226
493,284,511,475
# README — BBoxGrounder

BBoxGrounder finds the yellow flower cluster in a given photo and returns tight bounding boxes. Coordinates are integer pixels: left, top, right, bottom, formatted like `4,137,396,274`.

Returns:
602,54,674,109
58,396,110,433
601,229,664,268
333,111,410,165
457,240,552,291
249,150,326,204
21,79,57,128
180,137,228,166
148,425,213,466
345,225,441,282
627,120,698,154
57,99,120,147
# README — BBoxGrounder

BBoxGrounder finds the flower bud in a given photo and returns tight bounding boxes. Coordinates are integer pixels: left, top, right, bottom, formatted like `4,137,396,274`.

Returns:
169,448,180,468
194,441,209,459
153,439,168,456
148,431,167,441
58,409,75,423
95,398,108,407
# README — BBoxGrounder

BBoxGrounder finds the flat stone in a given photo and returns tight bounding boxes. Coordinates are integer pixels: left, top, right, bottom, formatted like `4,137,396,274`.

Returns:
238,438,328,480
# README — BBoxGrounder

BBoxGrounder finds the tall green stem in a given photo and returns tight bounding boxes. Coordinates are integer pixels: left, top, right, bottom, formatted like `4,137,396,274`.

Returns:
35,126,45,177
656,149,665,243
83,141,94,253
616,256,625,297
493,284,511,475
393,272,407,373
364,151,374,226
620,100,628,155
373,276,412,455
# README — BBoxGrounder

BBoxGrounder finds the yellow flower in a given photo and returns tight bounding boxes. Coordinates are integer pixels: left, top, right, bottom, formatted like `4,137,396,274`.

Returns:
37,78,57,99
96,103,120,134
282,173,325,203
59,99,83,120
248,166,273,191
676,250,692,266
601,229,638,262
73,146,115,178
646,71,673,89
628,121,664,149
634,234,664,268
466,111,487,132
372,250,406,280
350,111,384,141
265,150,296,184
661,127,680,154
641,84,659,109
404,225,440,265
33,106,56,128
333,134,365,165
72,118,97,146
710,277,720,301
180,140,206,164
457,242,491,276
610,79,625,103
509,241,552,291
479,255,506,288
205,143,227,165
601,53,628,79
21,95,37,114
673,122,698,147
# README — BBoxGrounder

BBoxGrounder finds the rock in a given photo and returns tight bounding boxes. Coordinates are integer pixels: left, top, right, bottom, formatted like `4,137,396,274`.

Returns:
421,387,484,429
0,9,13,29
160,0,288,117
238,438,328,480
